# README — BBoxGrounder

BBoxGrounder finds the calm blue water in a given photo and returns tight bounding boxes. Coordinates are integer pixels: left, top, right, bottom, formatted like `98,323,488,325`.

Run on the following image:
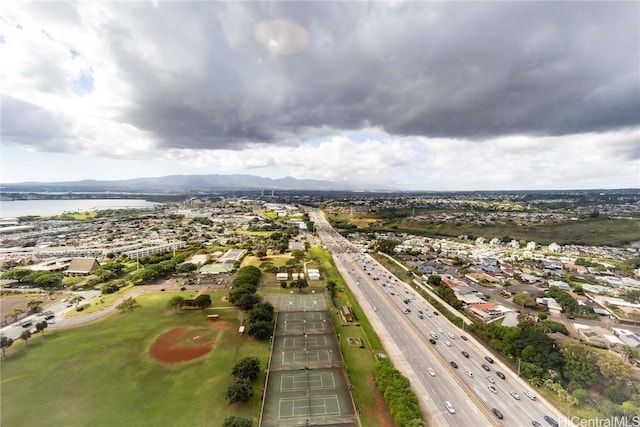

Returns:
0,199,162,218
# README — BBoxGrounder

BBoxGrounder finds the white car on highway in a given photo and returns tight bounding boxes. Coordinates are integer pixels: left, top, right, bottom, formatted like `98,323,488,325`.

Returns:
427,368,436,377
510,391,521,400
444,340,452,347
445,401,455,414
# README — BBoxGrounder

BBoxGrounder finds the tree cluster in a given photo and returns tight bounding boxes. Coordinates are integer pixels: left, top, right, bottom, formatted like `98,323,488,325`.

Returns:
246,302,275,340
225,357,261,404
373,359,423,426
183,294,212,310
228,266,262,310
0,269,63,288
426,275,462,309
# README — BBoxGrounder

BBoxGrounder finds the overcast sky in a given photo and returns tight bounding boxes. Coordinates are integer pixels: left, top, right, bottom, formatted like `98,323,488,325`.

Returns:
1,1,638,191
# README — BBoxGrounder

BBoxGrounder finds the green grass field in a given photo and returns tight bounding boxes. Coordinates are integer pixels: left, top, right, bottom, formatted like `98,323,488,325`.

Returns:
339,213,640,247
1,293,268,427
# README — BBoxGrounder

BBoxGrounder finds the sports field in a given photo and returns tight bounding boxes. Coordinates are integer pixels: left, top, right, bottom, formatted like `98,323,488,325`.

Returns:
0,292,268,427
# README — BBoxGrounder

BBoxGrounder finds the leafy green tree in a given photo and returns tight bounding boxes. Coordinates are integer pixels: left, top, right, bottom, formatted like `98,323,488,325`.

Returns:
259,261,277,273
116,297,139,313
20,330,32,346
226,378,253,403
220,416,253,427
513,292,537,308
326,280,337,297
228,288,261,310
255,249,268,260
32,272,63,288
231,356,261,380
35,320,48,336
560,342,599,388
620,401,640,418
1,336,14,357
176,263,198,274
247,320,273,340
0,268,32,281
248,302,274,323
291,250,305,260
596,350,636,385
194,294,212,310
131,267,160,285
538,312,548,321
375,239,397,254
27,300,43,312
235,265,262,282
427,274,442,286
69,295,85,309
167,296,185,313
292,278,309,293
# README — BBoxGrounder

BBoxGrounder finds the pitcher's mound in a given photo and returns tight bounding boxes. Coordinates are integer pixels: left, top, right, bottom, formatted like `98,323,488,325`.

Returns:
150,323,228,364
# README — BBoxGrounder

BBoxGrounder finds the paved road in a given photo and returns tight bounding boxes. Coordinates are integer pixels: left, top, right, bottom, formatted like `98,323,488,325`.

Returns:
310,208,574,427
0,279,190,339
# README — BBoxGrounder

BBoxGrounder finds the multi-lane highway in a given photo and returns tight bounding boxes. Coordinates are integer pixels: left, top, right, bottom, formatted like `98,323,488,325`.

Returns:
309,208,573,427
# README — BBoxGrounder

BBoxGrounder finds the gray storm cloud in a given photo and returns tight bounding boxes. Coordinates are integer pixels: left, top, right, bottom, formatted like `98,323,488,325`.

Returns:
2,1,639,153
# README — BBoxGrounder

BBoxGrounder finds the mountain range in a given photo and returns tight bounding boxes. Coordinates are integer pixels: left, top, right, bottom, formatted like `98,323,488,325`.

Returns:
0,174,374,192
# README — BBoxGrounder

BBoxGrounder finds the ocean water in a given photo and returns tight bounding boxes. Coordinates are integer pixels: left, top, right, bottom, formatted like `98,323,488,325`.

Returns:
0,199,162,218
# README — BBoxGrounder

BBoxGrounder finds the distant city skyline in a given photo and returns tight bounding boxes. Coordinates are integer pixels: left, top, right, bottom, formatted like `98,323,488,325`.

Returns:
1,2,638,191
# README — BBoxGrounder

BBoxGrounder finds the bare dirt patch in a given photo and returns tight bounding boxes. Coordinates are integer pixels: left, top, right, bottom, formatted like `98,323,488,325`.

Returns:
149,322,229,364
366,373,395,427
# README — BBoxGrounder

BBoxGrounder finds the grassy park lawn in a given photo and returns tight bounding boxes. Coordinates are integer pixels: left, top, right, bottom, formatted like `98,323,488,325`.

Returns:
1,292,269,427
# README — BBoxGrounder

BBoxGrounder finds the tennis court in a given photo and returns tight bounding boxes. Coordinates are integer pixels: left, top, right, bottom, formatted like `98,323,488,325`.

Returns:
260,294,358,427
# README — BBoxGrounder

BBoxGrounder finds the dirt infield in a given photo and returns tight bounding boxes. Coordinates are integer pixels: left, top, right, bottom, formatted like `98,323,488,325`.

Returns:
149,322,229,364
